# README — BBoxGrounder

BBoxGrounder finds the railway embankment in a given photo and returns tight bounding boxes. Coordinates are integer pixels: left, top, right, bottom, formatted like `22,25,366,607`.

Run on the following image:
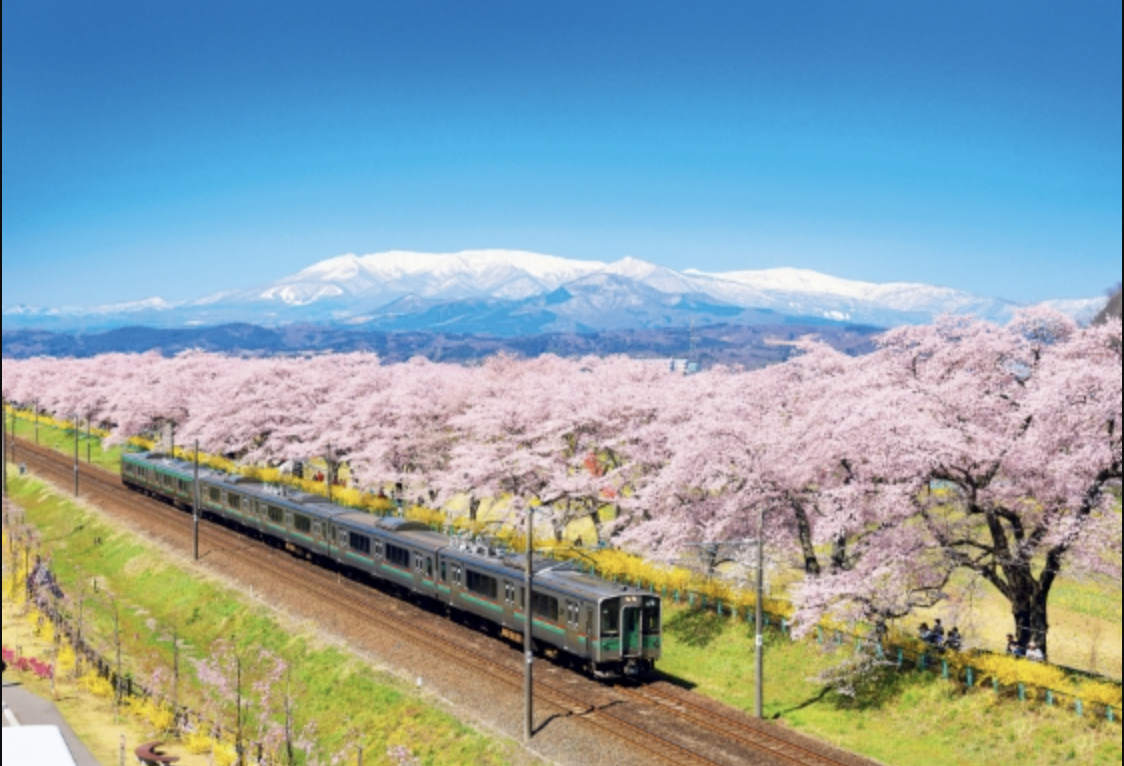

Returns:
11,451,881,766
6,442,1122,766
3,472,544,766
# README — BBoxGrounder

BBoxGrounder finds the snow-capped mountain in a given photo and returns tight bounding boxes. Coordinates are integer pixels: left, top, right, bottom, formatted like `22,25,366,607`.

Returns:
240,250,609,307
2,250,1107,335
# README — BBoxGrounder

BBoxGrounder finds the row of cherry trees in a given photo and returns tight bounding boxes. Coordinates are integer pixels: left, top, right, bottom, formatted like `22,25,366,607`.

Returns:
4,310,1121,655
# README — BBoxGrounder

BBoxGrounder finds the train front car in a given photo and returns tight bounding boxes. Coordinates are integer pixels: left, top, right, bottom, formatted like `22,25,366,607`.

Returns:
594,592,662,678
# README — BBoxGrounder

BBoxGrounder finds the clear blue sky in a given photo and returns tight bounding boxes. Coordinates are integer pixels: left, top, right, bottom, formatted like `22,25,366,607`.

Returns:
3,0,1121,308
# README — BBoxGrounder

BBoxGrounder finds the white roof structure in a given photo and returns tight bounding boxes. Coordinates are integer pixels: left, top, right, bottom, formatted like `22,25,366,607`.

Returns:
1,727,79,766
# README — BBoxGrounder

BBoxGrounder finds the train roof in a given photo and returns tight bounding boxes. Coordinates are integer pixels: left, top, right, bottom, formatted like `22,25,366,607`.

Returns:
440,542,650,602
125,452,659,604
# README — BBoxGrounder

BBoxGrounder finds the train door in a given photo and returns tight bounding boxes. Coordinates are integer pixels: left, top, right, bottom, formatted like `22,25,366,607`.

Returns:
438,558,453,606
413,552,436,598
565,601,584,656
503,582,517,630
623,604,643,658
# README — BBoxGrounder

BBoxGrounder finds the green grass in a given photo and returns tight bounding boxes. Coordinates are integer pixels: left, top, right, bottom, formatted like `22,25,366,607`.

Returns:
9,416,126,472
6,472,527,766
658,606,1122,766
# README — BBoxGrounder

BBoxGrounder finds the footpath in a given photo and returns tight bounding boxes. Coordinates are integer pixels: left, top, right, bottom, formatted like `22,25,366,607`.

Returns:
2,673,101,766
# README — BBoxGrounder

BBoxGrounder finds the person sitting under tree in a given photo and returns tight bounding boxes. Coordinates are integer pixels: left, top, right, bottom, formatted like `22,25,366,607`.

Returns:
930,619,946,648
946,627,963,652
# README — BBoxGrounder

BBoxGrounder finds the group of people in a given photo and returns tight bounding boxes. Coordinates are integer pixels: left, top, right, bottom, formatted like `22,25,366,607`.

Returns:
918,620,964,652
1006,634,1046,662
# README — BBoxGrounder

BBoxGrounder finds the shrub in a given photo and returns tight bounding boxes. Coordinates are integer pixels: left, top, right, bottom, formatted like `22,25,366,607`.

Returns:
81,671,115,699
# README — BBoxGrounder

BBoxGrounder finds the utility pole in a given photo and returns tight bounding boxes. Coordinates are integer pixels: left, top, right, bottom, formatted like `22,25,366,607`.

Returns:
524,506,534,743
193,442,201,561
755,505,766,720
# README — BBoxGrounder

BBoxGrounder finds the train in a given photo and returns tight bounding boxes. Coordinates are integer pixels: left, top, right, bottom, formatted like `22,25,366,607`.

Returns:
121,451,662,679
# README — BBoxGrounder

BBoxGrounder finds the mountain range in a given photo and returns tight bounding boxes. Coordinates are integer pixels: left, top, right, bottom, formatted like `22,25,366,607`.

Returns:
2,250,1107,335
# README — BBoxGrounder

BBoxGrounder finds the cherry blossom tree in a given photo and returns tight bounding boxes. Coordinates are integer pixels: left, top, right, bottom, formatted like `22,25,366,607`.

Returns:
792,312,1122,654
4,312,1119,655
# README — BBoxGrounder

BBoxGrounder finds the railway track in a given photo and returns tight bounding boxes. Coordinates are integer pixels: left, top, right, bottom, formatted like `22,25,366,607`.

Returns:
10,438,866,766
617,684,869,766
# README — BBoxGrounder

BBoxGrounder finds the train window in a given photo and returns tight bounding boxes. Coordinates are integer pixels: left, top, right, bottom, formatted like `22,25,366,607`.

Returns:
267,506,284,524
348,533,371,555
227,493,241,509
532,593,559,623
643,599,661,635
601,604,621,638
467,571,498,600
209,488,221,504
440,561,448,582
386,545,410,570
294,515,312,534
163,474,173,488
587,607,595,635
426,558,434,579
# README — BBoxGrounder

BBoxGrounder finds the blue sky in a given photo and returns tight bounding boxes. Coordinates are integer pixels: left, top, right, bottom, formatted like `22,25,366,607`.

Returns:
3,0,1121,308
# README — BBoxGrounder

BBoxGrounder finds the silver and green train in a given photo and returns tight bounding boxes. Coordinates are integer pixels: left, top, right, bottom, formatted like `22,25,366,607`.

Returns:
122,452,662,678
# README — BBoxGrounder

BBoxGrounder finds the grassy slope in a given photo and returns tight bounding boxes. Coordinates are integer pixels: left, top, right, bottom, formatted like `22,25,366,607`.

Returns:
658,607,1121,766
3,601,218,766
6,472,526,766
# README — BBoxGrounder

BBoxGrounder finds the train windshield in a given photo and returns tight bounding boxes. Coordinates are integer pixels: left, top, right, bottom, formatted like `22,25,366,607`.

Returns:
643,598,661,635
601,600,621,638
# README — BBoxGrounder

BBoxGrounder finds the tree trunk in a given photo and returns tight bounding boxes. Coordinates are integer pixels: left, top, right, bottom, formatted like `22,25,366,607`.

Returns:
831,537,848,572
792,501,822,576
1011,583,1051,659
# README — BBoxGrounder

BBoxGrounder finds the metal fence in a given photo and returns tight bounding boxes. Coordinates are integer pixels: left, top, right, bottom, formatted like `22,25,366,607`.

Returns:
623,574,1122,725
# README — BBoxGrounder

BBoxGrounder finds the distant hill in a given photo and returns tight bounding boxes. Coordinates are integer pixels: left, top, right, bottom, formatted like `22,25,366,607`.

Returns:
1,322,880,368
1096,290,1121,324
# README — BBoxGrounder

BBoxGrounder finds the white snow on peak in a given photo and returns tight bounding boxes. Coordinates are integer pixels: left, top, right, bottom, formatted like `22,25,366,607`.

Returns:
292,250,607,285
689,267,946,300
87,297,179,315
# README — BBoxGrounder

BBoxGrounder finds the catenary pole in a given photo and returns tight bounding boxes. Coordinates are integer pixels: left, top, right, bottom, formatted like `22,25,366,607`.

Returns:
1,399,8,500
73,414,80,497
8,403,16,483
524,506,534,743
755,505,765,720
193,441,201,561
